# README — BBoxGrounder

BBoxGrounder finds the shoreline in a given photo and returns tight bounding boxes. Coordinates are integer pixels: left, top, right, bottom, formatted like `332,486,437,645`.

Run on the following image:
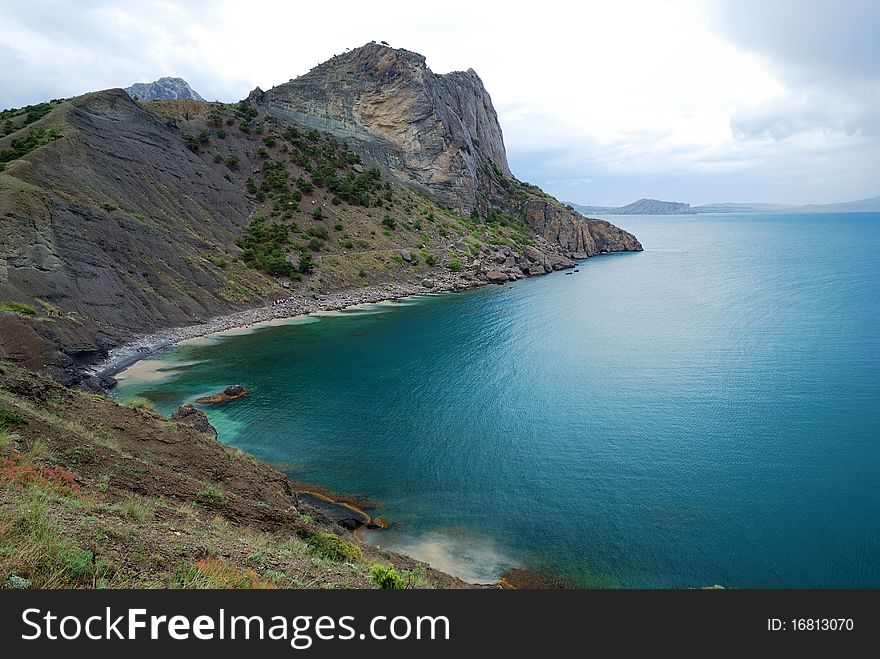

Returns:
92,273,482,380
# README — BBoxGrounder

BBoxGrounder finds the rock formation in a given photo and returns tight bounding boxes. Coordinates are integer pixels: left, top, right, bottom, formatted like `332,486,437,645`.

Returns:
171,403,218,438
124,77,205,102
253,43,511,214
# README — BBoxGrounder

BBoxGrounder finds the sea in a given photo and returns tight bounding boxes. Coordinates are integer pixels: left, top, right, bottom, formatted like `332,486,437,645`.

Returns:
113,212,880,587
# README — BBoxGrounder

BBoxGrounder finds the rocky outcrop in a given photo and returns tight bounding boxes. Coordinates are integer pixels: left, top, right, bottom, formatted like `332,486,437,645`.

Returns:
522,200,643,258
253,43,510,214
171,404,218,438
124,77,205,102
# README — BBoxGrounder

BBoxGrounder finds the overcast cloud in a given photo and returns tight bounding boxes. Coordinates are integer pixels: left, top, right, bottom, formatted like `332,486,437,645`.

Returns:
0,0,876,205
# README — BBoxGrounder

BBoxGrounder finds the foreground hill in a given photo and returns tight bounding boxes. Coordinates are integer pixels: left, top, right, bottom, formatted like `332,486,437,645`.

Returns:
0,44,640,386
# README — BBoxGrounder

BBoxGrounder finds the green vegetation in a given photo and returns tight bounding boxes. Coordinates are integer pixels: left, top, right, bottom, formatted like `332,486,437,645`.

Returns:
0,99,62,136
120,496,154,522
448,258,462,272
196,484,225,502
182,130,209,152
0,127,62,170
236,215,295,277
370,564,406,589
298,254,315,274
124,397,156,412
0,302,37,315
305,533,362,563
306,224,328,240
0,407,26,427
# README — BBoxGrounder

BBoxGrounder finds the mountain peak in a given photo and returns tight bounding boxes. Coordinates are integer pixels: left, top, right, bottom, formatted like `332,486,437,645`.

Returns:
251,44,510,213
124,77,204,102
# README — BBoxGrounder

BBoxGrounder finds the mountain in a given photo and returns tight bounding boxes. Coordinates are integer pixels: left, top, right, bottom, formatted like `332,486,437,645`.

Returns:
251,44,510,214
124,76,205,102
0,43,640,386
251,43,640,259
692,196,880,213
567,198,693,215
801,195,880,213
690,202,796,213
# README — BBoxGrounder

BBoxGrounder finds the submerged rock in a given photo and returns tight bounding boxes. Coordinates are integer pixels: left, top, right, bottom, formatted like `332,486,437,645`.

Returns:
195,385,248,405
171,404,218,439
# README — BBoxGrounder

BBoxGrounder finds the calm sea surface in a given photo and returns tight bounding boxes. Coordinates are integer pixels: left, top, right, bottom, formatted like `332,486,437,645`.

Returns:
114,213,880,587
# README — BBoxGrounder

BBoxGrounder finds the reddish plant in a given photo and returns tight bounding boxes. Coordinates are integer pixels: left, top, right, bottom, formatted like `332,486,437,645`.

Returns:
0,451,79,492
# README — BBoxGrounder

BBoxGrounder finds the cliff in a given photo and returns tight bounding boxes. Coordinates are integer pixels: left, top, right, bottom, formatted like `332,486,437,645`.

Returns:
124,77,205,102
253,43,510,214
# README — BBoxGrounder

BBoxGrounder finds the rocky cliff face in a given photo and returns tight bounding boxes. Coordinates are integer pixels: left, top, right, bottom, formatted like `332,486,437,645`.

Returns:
124,77,205,102
522,200,643,258
253,43,510,214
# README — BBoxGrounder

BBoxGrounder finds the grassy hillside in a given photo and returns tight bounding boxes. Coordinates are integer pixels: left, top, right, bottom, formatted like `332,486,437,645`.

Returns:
0,362,467,589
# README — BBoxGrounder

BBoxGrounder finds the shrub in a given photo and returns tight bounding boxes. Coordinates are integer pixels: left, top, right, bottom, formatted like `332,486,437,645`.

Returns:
305,533,362,563
370,564,406,589
331,195,341,205
448,258,462,272
196,484,224,502
306,224,328,240
0,127,61,166
225,154,239,168
312,206,324,220
125,396,156,412
298,254,315,273
237,215,295,277
381,215,396,230
306,237,324,252
0,408,26,426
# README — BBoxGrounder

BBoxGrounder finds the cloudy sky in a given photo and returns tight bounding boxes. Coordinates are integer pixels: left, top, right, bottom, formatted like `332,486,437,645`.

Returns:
1,0,877,206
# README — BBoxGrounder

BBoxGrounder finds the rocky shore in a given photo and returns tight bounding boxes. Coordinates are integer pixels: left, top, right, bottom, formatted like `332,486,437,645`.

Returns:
91,273,476,381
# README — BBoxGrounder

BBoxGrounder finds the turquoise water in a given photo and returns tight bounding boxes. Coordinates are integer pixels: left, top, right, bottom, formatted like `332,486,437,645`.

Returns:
114,213,880,587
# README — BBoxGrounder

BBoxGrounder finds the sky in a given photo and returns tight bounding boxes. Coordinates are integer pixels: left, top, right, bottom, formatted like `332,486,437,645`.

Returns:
0,0,877,206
